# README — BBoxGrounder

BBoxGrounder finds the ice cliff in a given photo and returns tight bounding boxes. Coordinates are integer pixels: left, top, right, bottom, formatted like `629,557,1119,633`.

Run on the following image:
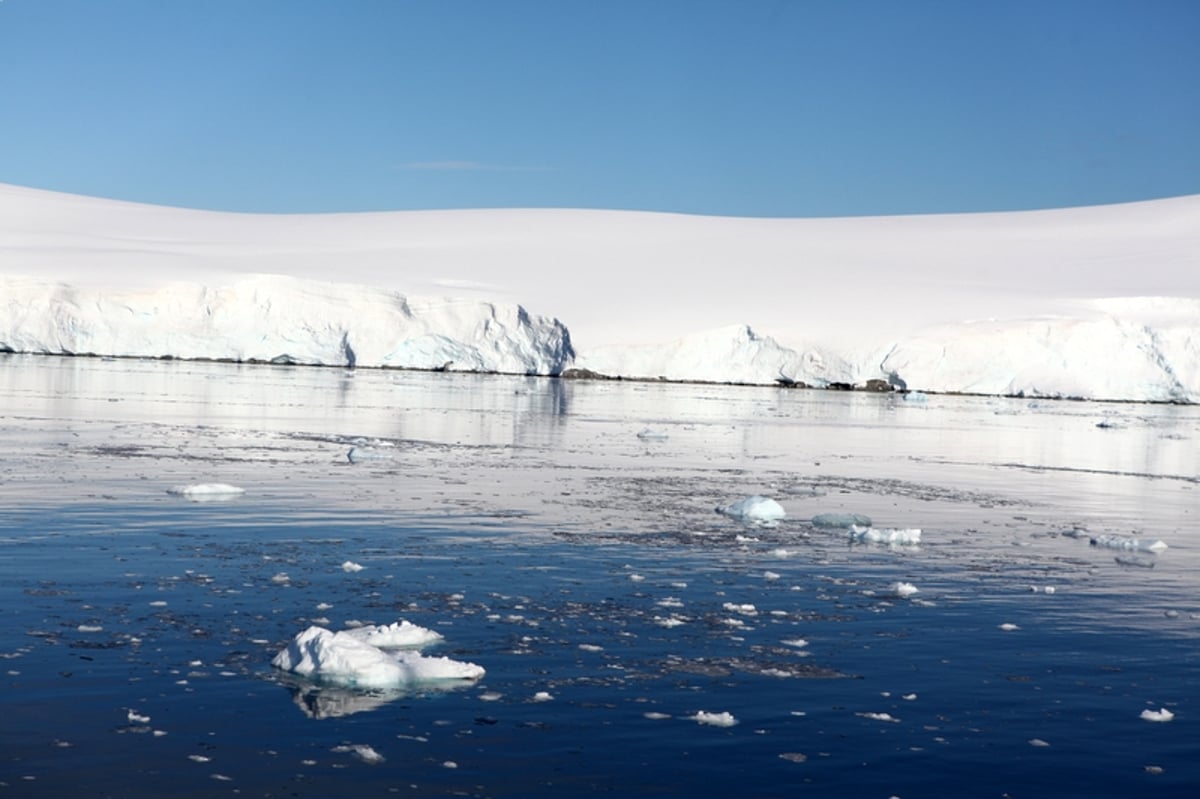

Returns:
1,183,1196,402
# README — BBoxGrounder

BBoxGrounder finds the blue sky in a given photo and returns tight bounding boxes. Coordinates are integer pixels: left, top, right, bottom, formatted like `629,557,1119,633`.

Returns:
1,0,1197,217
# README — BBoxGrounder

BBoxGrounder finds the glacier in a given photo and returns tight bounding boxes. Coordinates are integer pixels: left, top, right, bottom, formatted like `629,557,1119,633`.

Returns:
1,182,1197,402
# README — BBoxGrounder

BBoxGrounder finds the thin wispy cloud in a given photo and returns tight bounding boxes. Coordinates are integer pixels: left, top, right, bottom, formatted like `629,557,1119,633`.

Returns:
398,160,550,173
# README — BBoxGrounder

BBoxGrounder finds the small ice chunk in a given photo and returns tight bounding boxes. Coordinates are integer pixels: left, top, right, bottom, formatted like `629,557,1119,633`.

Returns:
999,623,1020,631
643,711,672,720
636,428,669,441
722,602,758,616
691,710,738,727
578,643,604,652
856,712,899,723
1090,534,1167,553
270,573,290,584
902,391,928,403
167,483,245,501
532,691,554,702
347,447,394,463
341,561,365,573
763,571,781,581
127,710,151,724
811,512,872,529
1140,708,1175,722
849,525,921,545
781,638,808,649
77,624,103,633
1028,738,1051,747
332,744,385,764
889,582,919,598
716,495,786,525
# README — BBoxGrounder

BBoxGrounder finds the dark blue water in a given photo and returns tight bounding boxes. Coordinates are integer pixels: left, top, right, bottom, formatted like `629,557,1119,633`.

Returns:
1,357,1197,797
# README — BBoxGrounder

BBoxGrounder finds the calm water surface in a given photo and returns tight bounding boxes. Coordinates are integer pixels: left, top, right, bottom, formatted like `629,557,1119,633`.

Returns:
1,356,1197,797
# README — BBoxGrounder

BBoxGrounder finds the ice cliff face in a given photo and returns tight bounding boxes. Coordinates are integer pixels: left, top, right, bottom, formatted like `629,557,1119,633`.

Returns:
0,274,574,375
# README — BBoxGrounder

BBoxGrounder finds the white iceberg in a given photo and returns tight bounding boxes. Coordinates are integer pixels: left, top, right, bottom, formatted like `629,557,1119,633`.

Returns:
166,483,245,500
1140,708,1175,722
1090,534,1168,553
849,525,922,545
271,624,481,690
716,495,786,524
690,710,738,727
340,621,445,649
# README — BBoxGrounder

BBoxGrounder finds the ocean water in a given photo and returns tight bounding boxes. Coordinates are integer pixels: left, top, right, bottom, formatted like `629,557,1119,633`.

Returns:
1,356,1197,798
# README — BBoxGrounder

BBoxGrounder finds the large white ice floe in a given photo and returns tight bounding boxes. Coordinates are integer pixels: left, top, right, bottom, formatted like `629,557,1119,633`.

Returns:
1090,534,1168,553
272,624,482,690
715,495,787,525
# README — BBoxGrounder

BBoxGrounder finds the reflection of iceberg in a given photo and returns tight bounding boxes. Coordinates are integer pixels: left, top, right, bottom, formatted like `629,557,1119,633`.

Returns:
716,495,786,525
277,674,406,719
849,525,922,545
272,623,484,693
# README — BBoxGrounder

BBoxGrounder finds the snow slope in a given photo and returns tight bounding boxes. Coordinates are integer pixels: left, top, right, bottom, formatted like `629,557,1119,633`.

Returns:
1,183,1197,401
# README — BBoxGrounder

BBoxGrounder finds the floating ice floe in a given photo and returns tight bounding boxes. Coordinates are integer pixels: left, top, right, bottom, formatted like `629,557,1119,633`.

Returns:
166,483,245,501
812,512,873,529
856,711,900,723
332,744,386,764
347,447,394,463
888,582,920,598
716,495,786,525
341,561,365,573
1090,534,1168,553
901,391,928,403
271,623,479,690
849,525,922,545
636,427,669,441
1140,708,1175,722
691,710,738,727
999,623,1020,631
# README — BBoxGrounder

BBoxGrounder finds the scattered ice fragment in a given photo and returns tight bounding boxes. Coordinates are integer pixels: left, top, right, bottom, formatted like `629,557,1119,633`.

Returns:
716,495,786,525
654,616,688,628
341,561,365,573
779,752,808,763
888,582,919,598
1140,708,1175,722
270,573,290,584
1090,534,1167,553
77,624,103,633
443,761,458,769
856,712,900,723
578,644,604,652
332,744,386,764
166,483,245,501
272,625,483,689
1029,738,1051,747
782,638,809,648
127,710,151,724
643,711,672,720
628,573,644,582
149,601,168,607
849,525,921,545
479,691,503,702
636,428,669,441
347,447,394,463
722,602,758,616
188,755,211,763
1144,766,1165,775
999,623,1020,631
316,602,333,610
902,391,928,403
812,512,872,529
902,693,917,701
691,710,738,727
763,571,781,581
532,691,554,702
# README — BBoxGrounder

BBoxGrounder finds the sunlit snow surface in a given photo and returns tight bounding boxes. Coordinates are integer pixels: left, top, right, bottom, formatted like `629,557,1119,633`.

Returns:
0,360,1197,797
1,183,1198,402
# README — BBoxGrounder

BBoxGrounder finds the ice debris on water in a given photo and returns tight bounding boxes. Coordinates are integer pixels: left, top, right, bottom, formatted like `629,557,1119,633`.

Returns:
271,623,480,689
636,427,669,441
166,483,245,500
812,512,873,529
1090,534,1167,553
1140,708,1175,722
849,525,921,545
347,447,394,463
341,561,365,573
691,710,738,727
999,623,1020,631
889,582,919,598
715,495,786,525
332,744,386,764
856,712,900,723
